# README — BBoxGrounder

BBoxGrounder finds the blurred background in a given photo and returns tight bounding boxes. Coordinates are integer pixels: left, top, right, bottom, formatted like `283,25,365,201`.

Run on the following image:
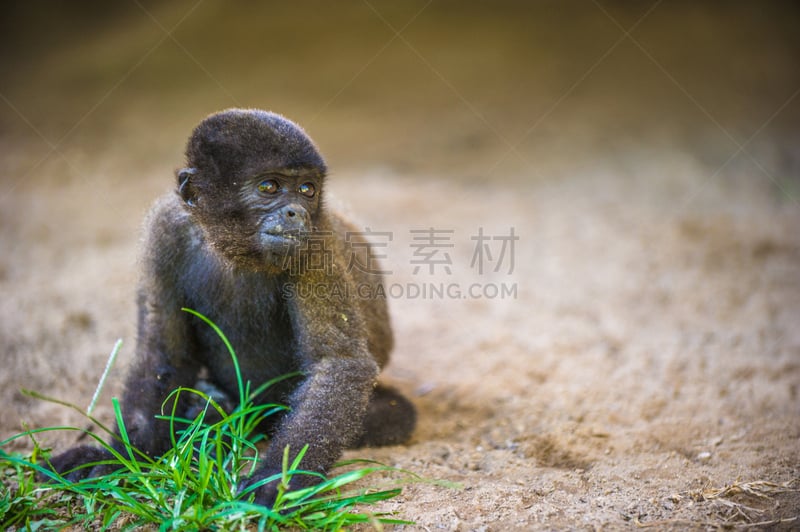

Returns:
2,1,798,184
1,2,799,527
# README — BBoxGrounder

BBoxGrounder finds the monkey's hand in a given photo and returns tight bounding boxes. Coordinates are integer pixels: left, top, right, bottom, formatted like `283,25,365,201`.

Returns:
39,445,119,482
238,466,321,508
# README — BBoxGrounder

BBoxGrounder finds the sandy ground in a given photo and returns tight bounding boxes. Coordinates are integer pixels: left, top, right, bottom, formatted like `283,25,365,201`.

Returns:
1,2,799,529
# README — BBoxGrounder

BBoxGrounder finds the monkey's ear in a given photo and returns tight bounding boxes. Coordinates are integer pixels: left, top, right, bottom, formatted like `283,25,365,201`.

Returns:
177,168,199,207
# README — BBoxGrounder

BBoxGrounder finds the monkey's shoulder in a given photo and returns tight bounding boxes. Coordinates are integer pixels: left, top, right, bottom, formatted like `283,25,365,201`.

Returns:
322,209,389,285
143,193,196,242
140,193,209,279
323,207,363,234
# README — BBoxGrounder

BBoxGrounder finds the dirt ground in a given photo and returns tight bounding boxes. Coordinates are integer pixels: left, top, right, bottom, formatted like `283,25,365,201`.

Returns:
1,2,799,529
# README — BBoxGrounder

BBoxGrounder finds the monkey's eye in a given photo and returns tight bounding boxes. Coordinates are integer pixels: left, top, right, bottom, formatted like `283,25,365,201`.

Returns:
298,182,316,198
257,179,279,194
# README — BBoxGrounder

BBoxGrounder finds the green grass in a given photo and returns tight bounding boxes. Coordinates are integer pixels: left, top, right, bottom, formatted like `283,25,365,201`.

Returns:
0,309,418,531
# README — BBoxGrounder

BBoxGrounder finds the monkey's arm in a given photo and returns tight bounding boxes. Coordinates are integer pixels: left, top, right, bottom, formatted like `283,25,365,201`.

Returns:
120,201,201,456
120,294,197,456
241,270,378,506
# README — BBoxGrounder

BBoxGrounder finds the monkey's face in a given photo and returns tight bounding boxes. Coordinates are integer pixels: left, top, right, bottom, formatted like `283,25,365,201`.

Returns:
247,170,323,257
186,169,323,271
177,109,328,272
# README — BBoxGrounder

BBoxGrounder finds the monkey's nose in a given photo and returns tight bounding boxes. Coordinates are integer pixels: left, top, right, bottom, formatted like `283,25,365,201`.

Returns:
280,204,310,227
262,204,310,236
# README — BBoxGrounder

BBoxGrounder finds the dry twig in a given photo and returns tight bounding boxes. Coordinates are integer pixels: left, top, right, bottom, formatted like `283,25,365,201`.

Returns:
635,478,799,529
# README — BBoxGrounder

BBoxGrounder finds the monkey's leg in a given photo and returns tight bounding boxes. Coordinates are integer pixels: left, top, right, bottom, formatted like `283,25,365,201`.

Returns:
42,446,117,482
119,362,199,456
353,384,416,447
42,361,198,482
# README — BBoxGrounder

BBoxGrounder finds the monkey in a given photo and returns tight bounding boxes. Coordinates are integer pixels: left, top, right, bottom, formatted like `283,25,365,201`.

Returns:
44,108,416,507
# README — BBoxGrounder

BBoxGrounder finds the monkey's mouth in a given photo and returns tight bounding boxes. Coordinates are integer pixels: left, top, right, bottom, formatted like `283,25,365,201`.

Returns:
259,230,304,248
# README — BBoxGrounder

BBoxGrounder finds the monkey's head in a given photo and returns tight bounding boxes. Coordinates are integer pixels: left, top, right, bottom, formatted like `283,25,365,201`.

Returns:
177,109,327,271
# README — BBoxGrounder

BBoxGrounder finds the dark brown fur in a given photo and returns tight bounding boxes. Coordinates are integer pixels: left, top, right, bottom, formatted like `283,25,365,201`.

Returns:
45,109,415,506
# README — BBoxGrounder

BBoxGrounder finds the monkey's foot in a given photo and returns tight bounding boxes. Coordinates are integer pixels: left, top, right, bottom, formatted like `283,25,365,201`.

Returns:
40,445,117,483
354,384,417,447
